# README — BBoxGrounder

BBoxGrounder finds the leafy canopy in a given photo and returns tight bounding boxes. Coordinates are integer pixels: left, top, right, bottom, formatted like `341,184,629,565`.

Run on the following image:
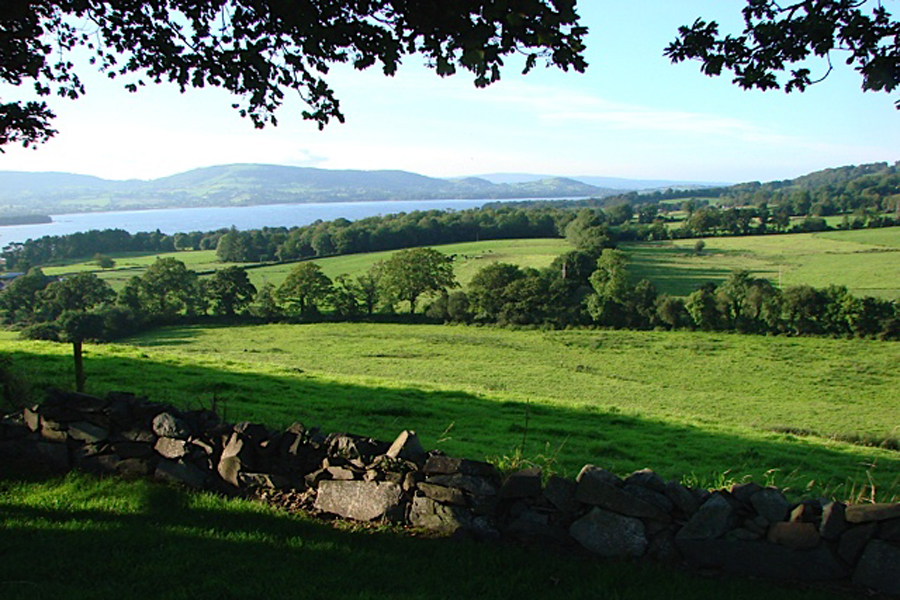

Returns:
0,0,588,149
667,1,900,108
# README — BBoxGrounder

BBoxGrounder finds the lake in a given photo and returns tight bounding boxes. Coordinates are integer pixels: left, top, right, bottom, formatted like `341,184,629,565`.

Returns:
0,198,509,247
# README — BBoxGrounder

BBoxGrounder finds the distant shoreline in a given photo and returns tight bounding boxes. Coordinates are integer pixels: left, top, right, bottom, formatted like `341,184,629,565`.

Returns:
0,215,52,227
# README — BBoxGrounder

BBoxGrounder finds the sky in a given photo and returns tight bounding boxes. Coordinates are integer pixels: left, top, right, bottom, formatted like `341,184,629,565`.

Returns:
1,1,899,184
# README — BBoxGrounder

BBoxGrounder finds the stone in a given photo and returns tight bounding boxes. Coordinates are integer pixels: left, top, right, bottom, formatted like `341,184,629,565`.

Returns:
152,412,191,439
839,523,877,564
155,459,208,489
677,539,849,582
569,507,647,558
66,421,108,444
239,472,289,490
39,418,67,443
325,466,358,480
790,502,820,523
767,521,821,550
624,468,667,493
418,482,467,506
426,474,498,497
217,431,257,486
500,468,543,500
845,502,900,524
676,493,736,541
326,433,389,462
749,487,790,523
852,540,900,595
880,519,900,541
576,464,622,487
623,484,674,514
112,441,154,459
647,530,681,564
33,441,70,470
576,475,669,521
314,480,403,522
819,502,847,541
115,457,154,478
730,482,762,505
119,428,156,443
423,455,498,478
234,421,269,442
154,437,188,459
409,496,473,533
543,475,579,515
665,480,699,516
385,430,425,463
23,406,40,432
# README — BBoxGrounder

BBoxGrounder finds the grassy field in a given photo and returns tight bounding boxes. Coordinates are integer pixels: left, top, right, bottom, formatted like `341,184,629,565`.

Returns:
3,324,898,502
623,227,900,298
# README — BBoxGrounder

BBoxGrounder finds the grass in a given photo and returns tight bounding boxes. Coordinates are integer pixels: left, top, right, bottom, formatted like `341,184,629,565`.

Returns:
38,238,572,292
3,324,898,502
0,470,851,600
623,227,900,298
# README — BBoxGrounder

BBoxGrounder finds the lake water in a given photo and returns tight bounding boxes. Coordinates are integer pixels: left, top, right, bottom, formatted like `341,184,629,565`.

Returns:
0,198,505,247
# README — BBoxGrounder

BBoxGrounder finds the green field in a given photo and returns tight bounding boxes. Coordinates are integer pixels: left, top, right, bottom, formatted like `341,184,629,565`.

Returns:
623,227,900,298
4,323,898,501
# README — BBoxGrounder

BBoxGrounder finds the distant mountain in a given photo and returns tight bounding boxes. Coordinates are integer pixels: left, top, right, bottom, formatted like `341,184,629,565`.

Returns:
474,172,728,191
0,164,617,216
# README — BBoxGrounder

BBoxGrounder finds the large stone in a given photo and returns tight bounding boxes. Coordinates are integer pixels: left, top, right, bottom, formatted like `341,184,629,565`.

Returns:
750,488,790,523
152,412,191,439
426,474,498,497
314,480,403,522
576,464,622,487
819,502,847,541
423,455,498,478
569,507,647,558
217,431,257,486
417,482,467,506
623,484,674,514
766,521,820,550
839,523,877,564
326,433,389,462
624,468,667,493
730,482,763,505
155,459,208,489
543,475,579,515
676,493,736,541
852,540,900,595
845,502,900,523
409,496,473,533
576,475,669,521
40,419,67,443
111,441,154,459
499,468,543,500
665,480,699,516
154,437,188,459
880,519,900,541
67,421,109,444
385,430,425,463
677,539,849,582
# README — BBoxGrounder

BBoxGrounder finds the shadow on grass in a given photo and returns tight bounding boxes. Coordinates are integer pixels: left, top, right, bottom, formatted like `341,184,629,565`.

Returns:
624,245,740,296
5,348,899,501
0,470,847,600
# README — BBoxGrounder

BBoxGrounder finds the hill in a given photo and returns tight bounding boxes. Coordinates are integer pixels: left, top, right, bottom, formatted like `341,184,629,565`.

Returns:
0,164,617,216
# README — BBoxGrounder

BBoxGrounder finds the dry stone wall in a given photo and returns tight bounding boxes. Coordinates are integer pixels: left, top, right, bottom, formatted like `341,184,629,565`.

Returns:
1,389,899,596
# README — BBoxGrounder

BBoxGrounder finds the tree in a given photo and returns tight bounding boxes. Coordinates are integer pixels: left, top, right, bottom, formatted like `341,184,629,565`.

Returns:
0,267,52,322
468,262,526,322
134,257,203,318
207,266,257,316
379,248,457,314
667,1,900,109
93,253,116,269
37,272,115,320
216,227,251,263
277,261,333,315
1,1,587,149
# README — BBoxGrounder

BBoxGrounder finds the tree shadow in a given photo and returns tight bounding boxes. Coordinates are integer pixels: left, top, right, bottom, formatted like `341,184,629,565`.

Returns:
4,348,897,501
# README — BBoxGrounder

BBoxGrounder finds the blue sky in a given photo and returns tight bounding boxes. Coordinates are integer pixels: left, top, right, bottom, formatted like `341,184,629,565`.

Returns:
2,1,899,183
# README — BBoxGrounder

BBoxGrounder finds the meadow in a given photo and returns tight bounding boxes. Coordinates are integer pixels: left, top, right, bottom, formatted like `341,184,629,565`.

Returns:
623,227,900,298
41,227,900,302
3,324,898,502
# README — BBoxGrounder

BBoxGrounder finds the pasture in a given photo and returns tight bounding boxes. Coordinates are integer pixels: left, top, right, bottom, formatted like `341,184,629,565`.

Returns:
623,227,900,298
3,323,897,501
